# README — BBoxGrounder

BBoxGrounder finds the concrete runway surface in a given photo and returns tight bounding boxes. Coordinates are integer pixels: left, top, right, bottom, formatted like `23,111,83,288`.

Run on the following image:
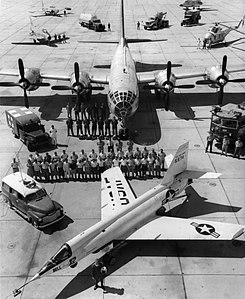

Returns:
0,0,245,298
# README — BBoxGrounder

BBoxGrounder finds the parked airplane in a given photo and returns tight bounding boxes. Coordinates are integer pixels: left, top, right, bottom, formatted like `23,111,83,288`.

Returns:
1,0,245,136
11,17,67,47
12,142,244,296
203,16,245,48
30,1,71,17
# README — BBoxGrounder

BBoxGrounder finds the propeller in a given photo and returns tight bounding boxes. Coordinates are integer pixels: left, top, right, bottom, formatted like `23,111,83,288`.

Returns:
144,61,195,111
196,55,245,105
51,62,104,104
0,58,50,108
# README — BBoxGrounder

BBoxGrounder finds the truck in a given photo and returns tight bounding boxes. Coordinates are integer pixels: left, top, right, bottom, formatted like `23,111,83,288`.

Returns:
144,12,169,30
79,13,105,32
5,107,52,151
209,102,245,145
181,8,201,26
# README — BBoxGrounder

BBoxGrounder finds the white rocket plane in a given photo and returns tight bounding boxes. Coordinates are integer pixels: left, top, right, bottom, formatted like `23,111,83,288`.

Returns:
13,142,244,296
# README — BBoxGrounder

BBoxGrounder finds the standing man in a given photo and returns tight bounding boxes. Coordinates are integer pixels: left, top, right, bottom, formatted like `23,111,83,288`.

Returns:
221,135,230,156
111,116,118,137
11,158,19,173
205,131,215,153
66,117,74,136
137,21,140,30
233,137,243,159
76,119,83,137
84,118,91,138
92,118,97,138
104,118,111,137
107,22,111,31
197,38,202,49
66,102,72,118
92,259,107,291
49,125,57,146
98,118,104,137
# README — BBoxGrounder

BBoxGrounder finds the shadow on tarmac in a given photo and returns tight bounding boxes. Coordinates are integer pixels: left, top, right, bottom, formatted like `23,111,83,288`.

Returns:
55,238,245,299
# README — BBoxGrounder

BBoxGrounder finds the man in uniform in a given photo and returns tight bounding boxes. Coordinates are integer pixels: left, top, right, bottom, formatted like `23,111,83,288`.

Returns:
92,259,108,291
205,131,215,153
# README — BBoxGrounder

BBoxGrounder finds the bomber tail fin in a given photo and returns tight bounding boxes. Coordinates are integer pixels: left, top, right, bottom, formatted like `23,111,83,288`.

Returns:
161,142,189,186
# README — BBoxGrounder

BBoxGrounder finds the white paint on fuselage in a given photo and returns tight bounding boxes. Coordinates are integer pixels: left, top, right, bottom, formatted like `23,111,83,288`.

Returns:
108,38,139,118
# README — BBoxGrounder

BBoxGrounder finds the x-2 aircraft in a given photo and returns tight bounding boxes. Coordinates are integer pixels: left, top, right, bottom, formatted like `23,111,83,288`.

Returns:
12,142,244,296
203,15,245,48
1,0,245,136
30,1,72,17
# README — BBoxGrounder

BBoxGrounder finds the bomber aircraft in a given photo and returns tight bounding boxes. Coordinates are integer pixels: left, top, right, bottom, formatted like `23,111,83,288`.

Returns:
203,16,245,49
12,142,244,296
1,0,245,137
30,1,72,17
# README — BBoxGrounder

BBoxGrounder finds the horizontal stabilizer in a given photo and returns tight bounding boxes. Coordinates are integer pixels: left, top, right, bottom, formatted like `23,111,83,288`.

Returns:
177,170,222,180
127,38,167,43
126,216,244,240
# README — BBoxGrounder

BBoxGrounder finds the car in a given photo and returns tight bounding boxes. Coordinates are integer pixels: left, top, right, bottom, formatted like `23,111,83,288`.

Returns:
1,172,65,228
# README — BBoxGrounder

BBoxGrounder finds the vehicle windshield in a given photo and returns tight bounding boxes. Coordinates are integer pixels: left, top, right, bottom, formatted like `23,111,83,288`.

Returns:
26,188,47,201
51,244,72,265
24,123,41,132
221,119,237,129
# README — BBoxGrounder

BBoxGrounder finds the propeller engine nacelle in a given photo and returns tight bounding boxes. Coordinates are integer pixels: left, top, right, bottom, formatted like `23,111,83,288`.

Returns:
20,68,42,91
205,65,229,88
70,71,91,95
154,70,177,93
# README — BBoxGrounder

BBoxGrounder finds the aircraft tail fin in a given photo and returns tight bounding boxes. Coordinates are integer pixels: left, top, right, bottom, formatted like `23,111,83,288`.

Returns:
161,142,189,186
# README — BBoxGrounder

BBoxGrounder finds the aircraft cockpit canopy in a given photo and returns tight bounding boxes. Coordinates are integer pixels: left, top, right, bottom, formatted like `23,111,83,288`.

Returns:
51,243,72,265
109,90,136,118
210,26,218,33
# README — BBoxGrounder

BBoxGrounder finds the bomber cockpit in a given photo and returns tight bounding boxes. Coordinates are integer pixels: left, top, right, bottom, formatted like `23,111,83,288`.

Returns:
108,90,136,119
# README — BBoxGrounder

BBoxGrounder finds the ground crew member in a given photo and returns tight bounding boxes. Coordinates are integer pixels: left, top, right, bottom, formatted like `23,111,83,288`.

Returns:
108,22,111,31
84,118,91,137
92,119,97,138
80,102,87,120
137,21,140,30
92,259,107,291
49,125,57,146
111,116,118,137
197,38,202,49
58,34,62,42
74,105,80,121
233,137,243,159
221,135,230,156
66,117,74,136
62,33,66,43
11,158,19,173
205,131,215,153
66,102,72,118
104,118,111,137
97,137,105,153
98,118,104,137
76,119,83,137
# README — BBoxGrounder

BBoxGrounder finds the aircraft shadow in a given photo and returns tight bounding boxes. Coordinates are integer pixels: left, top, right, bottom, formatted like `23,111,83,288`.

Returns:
210,38,245,49
12,37,70,47
41,215,74,234
165,185,241,218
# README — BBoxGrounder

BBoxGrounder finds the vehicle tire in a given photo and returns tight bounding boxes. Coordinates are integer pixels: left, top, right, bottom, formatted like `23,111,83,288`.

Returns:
32,219,39,228
70,262,78,268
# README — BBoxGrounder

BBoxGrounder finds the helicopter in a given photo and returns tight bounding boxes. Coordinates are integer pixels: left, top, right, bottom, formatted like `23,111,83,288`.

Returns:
203,16,245,48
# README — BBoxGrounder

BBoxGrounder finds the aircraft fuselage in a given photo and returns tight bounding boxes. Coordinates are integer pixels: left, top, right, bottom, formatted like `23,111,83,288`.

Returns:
107,38,139,126
36,177,188,278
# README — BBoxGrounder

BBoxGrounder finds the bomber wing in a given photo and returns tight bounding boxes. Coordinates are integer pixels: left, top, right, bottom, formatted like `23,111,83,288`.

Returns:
101,167,136,221
126,216,244,240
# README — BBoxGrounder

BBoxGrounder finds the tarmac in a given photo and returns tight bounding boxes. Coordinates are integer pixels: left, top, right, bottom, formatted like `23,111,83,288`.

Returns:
0,0,245,298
